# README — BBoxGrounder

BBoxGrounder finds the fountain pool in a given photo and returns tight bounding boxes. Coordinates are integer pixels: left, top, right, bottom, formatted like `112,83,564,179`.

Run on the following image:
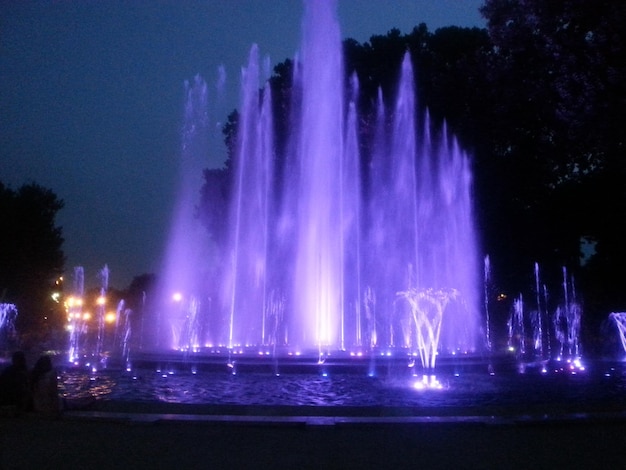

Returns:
59,357,625,416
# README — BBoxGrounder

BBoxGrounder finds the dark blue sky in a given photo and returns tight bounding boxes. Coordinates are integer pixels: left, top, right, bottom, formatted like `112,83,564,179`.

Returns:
0,1,484,289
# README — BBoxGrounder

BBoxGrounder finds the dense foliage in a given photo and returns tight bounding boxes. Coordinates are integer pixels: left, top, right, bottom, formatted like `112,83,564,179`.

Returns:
479,0,626,340
0,182,65,348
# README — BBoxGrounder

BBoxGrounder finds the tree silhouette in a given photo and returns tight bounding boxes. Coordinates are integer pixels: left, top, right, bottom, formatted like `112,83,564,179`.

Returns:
0,182,65,348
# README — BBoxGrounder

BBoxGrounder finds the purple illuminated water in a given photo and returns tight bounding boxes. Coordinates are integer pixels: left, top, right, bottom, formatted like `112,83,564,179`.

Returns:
155,1,480,366
506,264,582,362
293,3,345,349
0,303,18,351
59,359,626,411
68,266,85,363
610,312,626,355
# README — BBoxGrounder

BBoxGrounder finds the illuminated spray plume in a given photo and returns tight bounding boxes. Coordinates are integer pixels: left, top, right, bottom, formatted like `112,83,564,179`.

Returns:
155,0,480,359
609,312,626,356
0,303,18,351
67,266,84,363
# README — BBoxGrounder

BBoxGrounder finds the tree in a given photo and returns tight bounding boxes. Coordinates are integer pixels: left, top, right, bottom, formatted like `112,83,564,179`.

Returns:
0,182,65,348
479,0,626,328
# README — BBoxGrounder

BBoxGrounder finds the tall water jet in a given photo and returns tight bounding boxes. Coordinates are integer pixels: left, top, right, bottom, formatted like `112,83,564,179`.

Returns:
226,44,274,349
157,76,210,349
68,266,84,363
554,267,582,358
609,312,626,356
292,1,345,350
94,264,109,360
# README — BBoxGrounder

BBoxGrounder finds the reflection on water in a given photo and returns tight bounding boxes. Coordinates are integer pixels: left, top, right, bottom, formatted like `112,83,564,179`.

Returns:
58,360,626,412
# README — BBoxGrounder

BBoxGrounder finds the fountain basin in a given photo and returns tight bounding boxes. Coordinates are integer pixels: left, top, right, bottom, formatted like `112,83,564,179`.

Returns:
59,354,626,420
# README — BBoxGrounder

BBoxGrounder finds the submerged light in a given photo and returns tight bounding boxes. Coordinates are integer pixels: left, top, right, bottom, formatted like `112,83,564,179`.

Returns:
413,375,444,391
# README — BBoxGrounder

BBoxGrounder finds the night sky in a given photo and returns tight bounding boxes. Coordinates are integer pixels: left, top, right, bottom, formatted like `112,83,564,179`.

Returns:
0,1,484,289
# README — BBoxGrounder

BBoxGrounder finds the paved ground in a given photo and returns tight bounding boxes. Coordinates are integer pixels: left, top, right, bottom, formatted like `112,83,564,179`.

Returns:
2,408,626,469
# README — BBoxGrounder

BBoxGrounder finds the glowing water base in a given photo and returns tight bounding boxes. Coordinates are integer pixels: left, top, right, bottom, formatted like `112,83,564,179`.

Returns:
156,1,480,367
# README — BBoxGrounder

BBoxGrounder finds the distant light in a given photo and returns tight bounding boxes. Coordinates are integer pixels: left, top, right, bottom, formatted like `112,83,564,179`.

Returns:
96,296,106,306
172,292,183,302
105,312,116,324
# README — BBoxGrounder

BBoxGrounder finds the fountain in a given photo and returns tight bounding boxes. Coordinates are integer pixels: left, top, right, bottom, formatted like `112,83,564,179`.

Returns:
50,5,626,431
609,312,626,356
65,264,129,369
0,303,18,353
67,266,85,364
153,0,480,369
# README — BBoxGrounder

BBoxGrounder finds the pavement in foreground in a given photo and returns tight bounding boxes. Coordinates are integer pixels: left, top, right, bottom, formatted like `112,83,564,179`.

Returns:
2,405,626,469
